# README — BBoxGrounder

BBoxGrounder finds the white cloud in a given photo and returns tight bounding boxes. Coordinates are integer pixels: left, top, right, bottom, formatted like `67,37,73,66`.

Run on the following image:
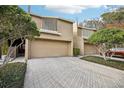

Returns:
44,5,102,14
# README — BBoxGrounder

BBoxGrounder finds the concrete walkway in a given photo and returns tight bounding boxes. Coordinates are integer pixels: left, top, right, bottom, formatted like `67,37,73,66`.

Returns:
24,57,124,88
0,57,25,65
12,57,25,62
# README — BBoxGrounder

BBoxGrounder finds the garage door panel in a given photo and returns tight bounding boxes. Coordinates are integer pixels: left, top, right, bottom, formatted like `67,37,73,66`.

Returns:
30,40,70,58
84,43,98,55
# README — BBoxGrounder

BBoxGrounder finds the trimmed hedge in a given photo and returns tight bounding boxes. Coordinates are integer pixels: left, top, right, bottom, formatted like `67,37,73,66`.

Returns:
0,62,27,88
73,48,80,56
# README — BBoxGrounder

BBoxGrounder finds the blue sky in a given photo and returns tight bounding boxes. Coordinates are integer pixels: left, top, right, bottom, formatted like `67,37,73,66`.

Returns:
19,5,121,22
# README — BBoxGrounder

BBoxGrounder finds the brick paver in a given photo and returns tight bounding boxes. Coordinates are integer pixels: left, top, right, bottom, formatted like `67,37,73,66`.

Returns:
24,57,124,88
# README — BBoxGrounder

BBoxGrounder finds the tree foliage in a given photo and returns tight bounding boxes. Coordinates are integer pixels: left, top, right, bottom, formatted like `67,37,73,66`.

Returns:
88,28,124,60
0,5,39,42
89,28,124,45
0,5,40,64
101,7,124,24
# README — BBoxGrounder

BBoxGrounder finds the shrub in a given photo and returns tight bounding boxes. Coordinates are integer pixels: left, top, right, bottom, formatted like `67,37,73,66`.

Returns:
0,62,27,88
73,48,80,56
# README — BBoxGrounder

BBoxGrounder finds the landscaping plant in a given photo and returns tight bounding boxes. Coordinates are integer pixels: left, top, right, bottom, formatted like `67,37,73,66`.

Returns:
0,6,40,65
0,63,27,88
73,48,80,56
81,56,124,70
88,28,124,60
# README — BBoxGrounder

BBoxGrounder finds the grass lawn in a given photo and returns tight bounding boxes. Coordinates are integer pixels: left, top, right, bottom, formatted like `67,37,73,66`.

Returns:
81,56,124,70
0,62,27,88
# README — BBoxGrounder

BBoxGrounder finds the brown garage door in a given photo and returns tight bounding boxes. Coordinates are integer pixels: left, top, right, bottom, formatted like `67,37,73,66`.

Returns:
30,39,70,58
84,43,98,55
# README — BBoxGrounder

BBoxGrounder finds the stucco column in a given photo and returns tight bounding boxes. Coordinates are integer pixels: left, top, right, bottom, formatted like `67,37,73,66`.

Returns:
25,39,31,60
70,40,73,56
73,23,85,56
78,37,84,55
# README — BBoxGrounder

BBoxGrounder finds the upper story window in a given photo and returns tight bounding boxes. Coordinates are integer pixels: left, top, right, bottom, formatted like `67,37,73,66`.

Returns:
82,29,94,38
42,18,57,31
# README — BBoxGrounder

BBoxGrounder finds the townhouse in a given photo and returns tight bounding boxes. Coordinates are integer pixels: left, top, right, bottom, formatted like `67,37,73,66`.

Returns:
25,14,74,59
0,14,98,60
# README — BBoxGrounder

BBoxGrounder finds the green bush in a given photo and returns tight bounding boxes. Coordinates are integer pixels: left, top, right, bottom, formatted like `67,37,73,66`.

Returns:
0,63,27,88
73,48,80,56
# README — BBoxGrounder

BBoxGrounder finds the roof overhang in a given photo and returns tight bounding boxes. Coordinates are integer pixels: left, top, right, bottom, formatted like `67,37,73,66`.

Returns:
30,13,74,24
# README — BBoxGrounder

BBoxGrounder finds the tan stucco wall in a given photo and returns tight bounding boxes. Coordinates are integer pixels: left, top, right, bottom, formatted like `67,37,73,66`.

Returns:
73,23,78,48
25,15,73,59
35,18,73,41
73,23,99,56
32,16,42,29
73,23,84,55
25,39,31,59
31,16,73,41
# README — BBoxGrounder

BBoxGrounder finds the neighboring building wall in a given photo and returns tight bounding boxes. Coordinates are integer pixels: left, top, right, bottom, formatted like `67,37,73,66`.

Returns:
77,28,84,55
83,28,99,55
82,28,95,39
73,23,78,48
73,23,84,55
73,23,98,56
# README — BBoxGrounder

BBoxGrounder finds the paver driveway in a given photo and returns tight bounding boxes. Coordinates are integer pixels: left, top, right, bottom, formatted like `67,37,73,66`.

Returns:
24,57,124,88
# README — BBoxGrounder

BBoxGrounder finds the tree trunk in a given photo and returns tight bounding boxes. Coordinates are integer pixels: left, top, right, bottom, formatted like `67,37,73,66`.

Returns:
2,39,24,65
103,53,107,61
